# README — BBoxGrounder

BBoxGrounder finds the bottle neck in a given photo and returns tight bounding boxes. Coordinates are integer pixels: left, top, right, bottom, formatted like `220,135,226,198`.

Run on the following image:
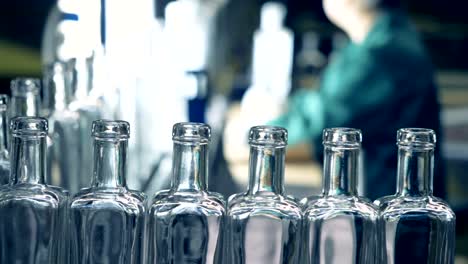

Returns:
171,142,208,192
92,139,127,188
10,93,40,117
248,145,285,195
323,145,359,196
396,146,433,196
0,109,8,154
10,136,47,184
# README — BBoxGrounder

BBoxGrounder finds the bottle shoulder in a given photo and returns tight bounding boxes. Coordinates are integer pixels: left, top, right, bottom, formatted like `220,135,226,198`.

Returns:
300,194,322,210
378,195,455,221
150,189,225,216
304,195,378,220
71,187,146,213
227,192,302,220
0,183,67,206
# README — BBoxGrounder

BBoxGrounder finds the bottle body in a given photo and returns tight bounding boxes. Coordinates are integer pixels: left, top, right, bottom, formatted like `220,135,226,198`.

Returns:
0,184,68,263
375,128,456,263
70,188,146,264
147,122,226,264
376,195,455,263
303,196,378,263
69,120,146,264
148,190,225,263
227,193,302,264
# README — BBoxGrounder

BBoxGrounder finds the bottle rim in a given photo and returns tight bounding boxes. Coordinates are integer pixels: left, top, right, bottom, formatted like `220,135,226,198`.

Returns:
323,127,362,147
172,122,211,144
10,78,40,96
10,116,48,137
397,128,436,149
92,119,130,139
249,125,287,147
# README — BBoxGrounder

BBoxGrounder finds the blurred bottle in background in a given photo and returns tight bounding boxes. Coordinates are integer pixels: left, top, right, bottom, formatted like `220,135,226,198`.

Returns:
136,0,227,196
41,0,228,197
240,1,294,128
9,78,41,118
44,61,81,194
0,95,9,185
294,31,327,89
42,0,108,193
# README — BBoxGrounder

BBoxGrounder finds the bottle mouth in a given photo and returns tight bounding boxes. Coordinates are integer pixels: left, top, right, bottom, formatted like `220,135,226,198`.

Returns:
10,78,40,96
92,120,130,139
10,117,48,137
172,122,211,144
323,127,362,147
249,126,287,147
397,128,436,149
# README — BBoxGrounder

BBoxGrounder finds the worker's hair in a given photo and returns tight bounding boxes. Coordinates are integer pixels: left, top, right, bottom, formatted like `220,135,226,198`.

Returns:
360,0,401,10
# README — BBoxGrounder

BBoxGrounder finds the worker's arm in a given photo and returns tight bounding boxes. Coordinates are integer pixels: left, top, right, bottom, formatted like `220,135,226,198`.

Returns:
270,47,395,145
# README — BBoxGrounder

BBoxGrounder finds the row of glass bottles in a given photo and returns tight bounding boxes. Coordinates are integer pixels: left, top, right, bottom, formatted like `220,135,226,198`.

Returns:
0,116,455,263
1,74,103,195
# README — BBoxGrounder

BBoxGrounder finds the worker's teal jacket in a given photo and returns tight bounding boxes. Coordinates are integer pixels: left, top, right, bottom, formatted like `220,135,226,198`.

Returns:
270,10,445,200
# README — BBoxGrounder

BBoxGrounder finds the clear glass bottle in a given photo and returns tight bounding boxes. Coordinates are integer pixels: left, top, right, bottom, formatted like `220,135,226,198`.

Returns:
374,128,456,263
147,122,225,263
45,61,82,194
9,78,41,118
227,126,302,264
69,120,146,264
0,95,9,185
302,128,378,264
0,117,68,263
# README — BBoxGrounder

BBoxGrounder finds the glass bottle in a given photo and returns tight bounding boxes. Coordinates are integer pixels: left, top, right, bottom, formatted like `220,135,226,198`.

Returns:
374,128,456,263
9,77,41,118
69,120,146,264
45,61,82,194
302,128,378,264
0,95,9,185
227,126,302,264
147,122,225,264
0,117,68,263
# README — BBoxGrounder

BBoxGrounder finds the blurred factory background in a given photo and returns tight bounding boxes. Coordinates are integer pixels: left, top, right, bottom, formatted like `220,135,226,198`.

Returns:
1,0,468,261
